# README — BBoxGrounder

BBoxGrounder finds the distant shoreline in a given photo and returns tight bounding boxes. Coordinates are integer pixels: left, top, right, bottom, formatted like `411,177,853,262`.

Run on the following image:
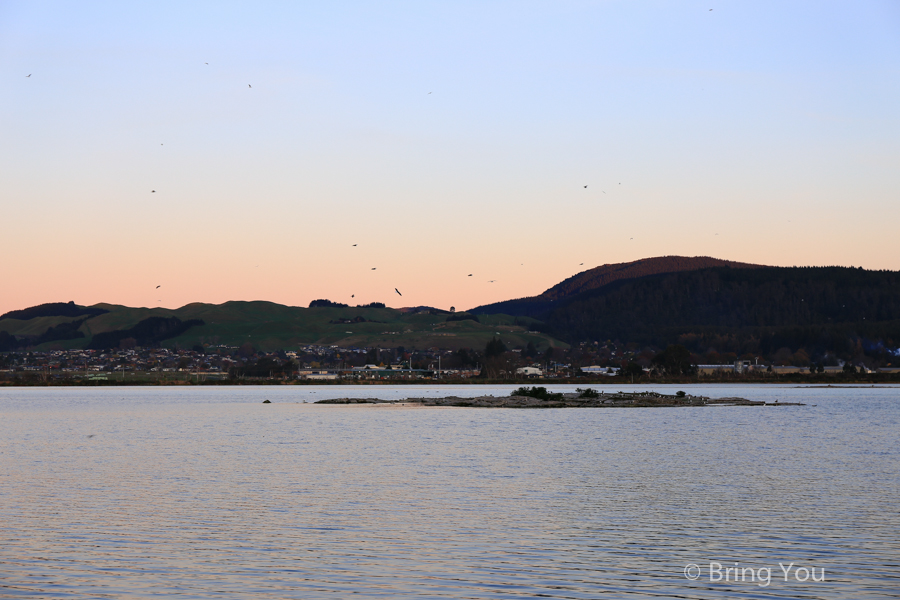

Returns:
1,376,898,388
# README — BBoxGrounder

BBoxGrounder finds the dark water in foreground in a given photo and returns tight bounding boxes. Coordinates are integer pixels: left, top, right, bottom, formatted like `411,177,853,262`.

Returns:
1,384,898,599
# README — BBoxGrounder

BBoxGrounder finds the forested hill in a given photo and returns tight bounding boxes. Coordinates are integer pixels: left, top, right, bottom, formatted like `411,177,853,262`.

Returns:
537,266,900,360
471,256,763,317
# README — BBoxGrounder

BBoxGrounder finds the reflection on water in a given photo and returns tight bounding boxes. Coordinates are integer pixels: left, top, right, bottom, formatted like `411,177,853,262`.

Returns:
1,385,898,599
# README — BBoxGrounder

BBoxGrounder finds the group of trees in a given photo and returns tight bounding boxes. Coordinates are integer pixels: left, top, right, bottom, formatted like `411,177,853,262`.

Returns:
309,299,348,308
0,331,18,352
88,317,205,350
479,337,508,378
309,300,387,309
229,356,295,379
650,344,696,375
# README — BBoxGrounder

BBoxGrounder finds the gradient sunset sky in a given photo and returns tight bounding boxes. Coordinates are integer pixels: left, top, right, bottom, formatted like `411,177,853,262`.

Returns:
2,1,899,315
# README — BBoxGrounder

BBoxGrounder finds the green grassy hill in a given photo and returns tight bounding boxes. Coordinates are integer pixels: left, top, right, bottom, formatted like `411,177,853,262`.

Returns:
0,301,566,352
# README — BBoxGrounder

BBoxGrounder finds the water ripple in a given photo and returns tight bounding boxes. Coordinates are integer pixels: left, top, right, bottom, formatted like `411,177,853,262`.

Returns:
1,384,898,598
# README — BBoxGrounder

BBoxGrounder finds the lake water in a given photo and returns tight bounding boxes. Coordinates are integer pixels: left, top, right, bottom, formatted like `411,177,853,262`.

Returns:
1,384,898,599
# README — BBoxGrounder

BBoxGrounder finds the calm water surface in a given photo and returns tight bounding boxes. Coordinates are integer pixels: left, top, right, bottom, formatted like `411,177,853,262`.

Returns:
1,384,898,599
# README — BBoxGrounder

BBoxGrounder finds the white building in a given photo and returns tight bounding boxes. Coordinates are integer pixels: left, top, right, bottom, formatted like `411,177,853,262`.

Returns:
516,366,543,377
581,365,618,376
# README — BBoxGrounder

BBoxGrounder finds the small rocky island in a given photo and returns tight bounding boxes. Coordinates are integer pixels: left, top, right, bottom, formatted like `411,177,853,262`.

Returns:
316,387,802,408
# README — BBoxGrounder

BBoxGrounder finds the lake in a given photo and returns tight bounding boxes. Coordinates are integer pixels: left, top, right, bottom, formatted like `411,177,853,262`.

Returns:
1,384,898,599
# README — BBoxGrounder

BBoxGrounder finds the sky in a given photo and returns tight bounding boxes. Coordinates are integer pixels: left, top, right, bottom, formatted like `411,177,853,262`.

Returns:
2,1,899,315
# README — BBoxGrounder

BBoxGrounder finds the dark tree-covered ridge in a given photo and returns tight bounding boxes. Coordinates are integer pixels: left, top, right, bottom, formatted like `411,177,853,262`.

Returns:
33,319,88,345
1,301,108,321
88,317,205,349
539,266,900,359
471,256,763,316
539,256,763,302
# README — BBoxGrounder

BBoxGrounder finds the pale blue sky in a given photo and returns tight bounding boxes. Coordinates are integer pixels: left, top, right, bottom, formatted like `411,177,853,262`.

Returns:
2,1,899,313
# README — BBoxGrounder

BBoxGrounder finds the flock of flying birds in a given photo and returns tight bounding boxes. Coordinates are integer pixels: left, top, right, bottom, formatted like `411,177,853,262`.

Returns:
24,48,708,303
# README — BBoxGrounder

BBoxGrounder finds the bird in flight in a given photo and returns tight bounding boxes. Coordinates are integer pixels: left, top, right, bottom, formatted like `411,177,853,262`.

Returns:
428,92,432,94
352,294,355,298
468,274,473,277
579,263,583,265
488,280,496,283
584,185,588,188
248,84,252,88
395,288,402,296
709,8,713,11
156,285,161,289
371,268,376,270
205,62,208,65
151,190,156,193
26,74,31,78
352,244,357,246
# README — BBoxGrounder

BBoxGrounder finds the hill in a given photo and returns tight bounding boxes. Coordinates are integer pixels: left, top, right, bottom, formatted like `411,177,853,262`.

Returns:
470,256,763,317
0,301,563,353
5,257,898,365
535,265,900,362
0,301,108,321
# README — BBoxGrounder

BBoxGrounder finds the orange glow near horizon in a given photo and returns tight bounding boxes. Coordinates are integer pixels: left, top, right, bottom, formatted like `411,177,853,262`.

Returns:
3,3,899,316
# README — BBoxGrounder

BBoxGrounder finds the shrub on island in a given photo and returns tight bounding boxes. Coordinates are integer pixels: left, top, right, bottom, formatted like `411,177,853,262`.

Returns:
511,386,563,401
